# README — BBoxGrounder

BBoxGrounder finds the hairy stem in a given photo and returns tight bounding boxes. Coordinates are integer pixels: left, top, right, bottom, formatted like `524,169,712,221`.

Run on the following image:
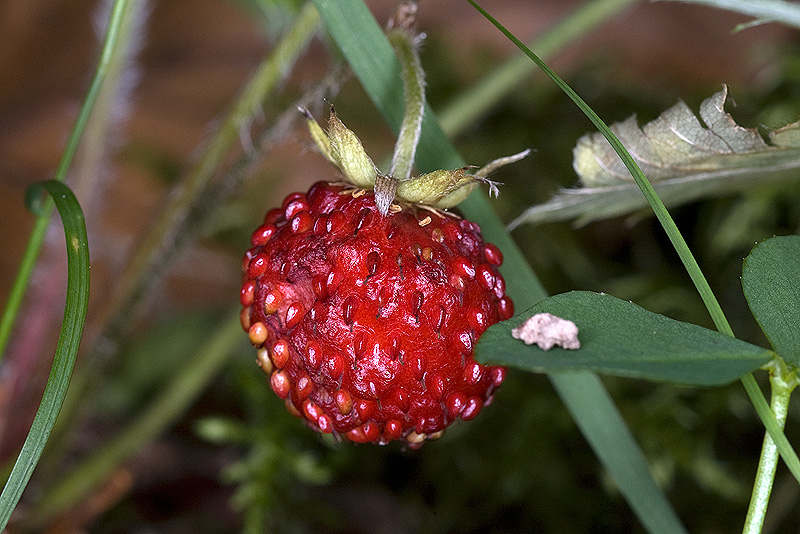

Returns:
742,360,798,534
92,1,319,348
388,27,425,182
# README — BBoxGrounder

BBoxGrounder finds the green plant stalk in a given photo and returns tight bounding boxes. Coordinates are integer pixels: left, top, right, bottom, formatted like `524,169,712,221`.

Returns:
388,27,425,182
0,0,132,362
656,0,800,29
439,0,637,138
25,311,244,528
0,182,90,532
94,1,320,346
466,0,800,486
743,360,798,534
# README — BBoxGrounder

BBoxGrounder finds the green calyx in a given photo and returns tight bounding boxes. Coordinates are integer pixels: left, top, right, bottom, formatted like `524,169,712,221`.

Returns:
301,105,530,212
300,7,528,214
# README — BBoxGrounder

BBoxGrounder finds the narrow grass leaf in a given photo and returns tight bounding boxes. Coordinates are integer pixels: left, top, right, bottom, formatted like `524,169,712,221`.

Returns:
742,235,800,367
0,181,90,531
478,291,773,385
312,1,686,532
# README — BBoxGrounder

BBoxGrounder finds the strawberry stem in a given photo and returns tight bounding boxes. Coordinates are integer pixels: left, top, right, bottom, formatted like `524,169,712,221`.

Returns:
387,7,425,184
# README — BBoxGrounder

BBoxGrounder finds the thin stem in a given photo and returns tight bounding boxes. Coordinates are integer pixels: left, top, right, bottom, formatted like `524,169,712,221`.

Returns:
388,27,425,182
742,360,798,534
0,0,132,362
92,1,319,347
439,0,636,137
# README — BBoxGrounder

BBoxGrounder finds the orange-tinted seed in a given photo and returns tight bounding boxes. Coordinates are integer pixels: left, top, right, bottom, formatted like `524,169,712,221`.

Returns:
285,397,302,418
270,371,290,399
263,288,283,314
303,399,323,421
256,347,273,374
335,389,354,415
240,308,251,331
271,339,290,369
248,322,268,346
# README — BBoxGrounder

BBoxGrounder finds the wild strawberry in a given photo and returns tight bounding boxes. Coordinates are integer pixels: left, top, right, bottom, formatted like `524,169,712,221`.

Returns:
240,16,524,445
241,180,513,445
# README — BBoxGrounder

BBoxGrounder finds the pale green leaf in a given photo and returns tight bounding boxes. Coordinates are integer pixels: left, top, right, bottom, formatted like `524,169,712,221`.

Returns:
742,235,800,366
510,86,800,228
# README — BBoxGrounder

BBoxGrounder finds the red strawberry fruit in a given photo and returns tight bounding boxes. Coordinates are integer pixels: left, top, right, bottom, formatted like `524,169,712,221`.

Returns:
240,14,525,445
240,180,513,445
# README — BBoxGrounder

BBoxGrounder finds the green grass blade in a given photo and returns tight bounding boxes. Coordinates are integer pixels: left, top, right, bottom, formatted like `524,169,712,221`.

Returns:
0,0,132,361
311,1,686,532
466,0,800,487
0,181,90,531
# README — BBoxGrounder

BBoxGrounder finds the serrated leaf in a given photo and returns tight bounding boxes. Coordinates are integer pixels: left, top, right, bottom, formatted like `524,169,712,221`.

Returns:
510,86,800,228
476,291,772,385
742,235,800,366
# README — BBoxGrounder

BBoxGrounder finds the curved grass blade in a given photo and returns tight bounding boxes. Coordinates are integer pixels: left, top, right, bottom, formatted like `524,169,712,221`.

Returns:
466,0,800,487
0,181,90,531
311,1,687,532
0,0,131,362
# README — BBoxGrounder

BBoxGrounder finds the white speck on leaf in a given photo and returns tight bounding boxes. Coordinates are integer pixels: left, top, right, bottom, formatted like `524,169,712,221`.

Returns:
511,313,580,351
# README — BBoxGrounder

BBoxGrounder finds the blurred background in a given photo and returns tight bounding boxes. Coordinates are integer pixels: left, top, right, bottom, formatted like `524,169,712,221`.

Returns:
2,0,800,532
